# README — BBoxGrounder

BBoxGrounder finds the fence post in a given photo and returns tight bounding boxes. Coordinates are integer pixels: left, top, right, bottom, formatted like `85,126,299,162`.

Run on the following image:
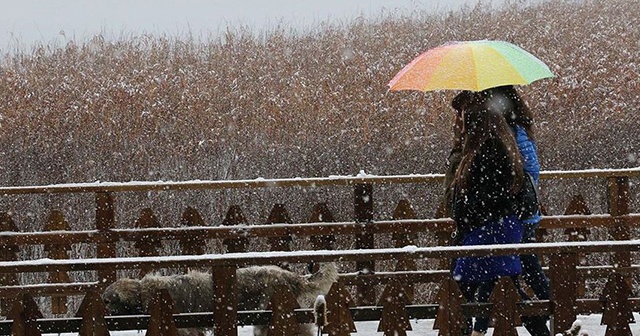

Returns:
392,200,417,302
268,284,300,335
95,192,116,286
354,183,375,306
266,204,293,269
147,289,179,336
563,194,590,296
600,272,635,334
433,201,454,269
212,265,238,336
0,213,19,315
324,282,357,335
43,210,71,315
489,277,522,335
433,278,466,335
548,252,578,333
607,177,631,270
377,282,412,336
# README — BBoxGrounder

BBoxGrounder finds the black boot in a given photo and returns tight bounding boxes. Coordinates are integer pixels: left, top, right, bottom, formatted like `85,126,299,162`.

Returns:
522,315,550,336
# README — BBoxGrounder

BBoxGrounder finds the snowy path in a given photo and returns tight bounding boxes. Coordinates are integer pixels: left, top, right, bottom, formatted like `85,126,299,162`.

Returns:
44,313,640,335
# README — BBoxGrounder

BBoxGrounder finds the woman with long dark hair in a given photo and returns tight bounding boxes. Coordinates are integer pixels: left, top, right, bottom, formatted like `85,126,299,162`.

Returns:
450,93,525,336
450,91,550,335
482,85,550,335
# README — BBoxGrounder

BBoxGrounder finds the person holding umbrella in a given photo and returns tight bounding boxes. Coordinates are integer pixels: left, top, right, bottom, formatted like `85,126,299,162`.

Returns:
449,92,527,336
443,87,550,336
388,40,556,335
483,85,551,334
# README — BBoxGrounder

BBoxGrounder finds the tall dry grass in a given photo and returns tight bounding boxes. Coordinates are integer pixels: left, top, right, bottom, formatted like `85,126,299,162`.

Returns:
0,0,638,188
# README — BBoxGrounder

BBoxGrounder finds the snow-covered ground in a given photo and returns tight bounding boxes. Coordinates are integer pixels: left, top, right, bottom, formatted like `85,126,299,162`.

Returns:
44,313,640,335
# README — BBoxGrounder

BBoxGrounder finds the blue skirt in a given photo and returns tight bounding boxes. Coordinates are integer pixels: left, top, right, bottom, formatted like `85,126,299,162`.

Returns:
453,215,524,282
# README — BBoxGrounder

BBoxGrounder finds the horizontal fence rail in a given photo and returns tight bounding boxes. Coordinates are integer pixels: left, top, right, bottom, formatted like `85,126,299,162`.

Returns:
0,167,639,194
1,214,638,247
1,240,639,273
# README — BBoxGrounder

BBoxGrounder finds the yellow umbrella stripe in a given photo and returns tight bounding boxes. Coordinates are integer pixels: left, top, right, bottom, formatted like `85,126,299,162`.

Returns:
471,44,528,90
421,44,477,91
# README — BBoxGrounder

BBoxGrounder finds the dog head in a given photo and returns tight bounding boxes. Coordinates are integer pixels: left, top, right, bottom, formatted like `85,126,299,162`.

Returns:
102,278,145,315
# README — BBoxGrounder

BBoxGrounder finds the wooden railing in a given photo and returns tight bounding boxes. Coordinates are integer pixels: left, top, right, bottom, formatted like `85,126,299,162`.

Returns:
0,168,638,333
0,241,638,335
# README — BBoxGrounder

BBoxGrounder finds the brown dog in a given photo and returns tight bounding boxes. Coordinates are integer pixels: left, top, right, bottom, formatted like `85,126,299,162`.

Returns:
102,263,337,335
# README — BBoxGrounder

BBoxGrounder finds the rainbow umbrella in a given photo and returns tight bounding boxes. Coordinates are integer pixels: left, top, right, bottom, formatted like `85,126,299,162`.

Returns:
388,40,554,92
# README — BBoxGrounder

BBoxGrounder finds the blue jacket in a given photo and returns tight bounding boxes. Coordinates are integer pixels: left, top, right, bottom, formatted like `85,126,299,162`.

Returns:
453,215,524,282
514,125,541,225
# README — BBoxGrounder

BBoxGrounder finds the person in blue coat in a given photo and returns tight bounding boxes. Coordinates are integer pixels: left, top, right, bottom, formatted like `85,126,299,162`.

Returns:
483,85,549,298
449,93,526,336
482,85,550,336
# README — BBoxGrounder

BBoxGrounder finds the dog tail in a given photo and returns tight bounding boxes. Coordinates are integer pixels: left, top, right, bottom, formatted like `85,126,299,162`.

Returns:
306,262,338,294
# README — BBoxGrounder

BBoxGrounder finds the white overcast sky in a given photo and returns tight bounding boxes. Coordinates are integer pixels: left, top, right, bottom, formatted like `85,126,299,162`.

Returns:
0,0,523,52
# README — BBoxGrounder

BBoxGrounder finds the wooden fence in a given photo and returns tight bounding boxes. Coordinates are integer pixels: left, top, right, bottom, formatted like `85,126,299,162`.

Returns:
0,242,639,335
0,168,638,334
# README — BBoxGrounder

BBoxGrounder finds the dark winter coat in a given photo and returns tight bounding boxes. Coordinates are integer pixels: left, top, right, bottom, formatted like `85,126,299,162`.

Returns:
451,137,524,282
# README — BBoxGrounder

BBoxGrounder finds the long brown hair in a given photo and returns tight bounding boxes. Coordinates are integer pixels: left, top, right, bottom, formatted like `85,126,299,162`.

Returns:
482,85,536,141
450,90,474,152
453,96,524,194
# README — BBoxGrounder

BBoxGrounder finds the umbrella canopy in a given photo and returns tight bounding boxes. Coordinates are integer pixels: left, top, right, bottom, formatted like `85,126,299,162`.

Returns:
388,40,554,92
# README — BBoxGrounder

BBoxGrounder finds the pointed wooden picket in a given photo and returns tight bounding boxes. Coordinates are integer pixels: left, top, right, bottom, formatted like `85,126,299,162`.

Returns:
600,272,635,336
563,194,592,243
212,265,238,335
489,277,522,336
134,208,162,277
76,289,110,336
9,293,43,336
308,203,336,273
377,282,411,336
179,206,206,256
433,278,467,336
146,289,179,336
267,203,293,252
324,282,356,336
267,284,300,336
44,210,72,315
222,205,250,253
607,177,632,287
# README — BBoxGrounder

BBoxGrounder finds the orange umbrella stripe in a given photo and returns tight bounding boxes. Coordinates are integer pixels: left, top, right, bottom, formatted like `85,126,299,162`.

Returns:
388,46,449,91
